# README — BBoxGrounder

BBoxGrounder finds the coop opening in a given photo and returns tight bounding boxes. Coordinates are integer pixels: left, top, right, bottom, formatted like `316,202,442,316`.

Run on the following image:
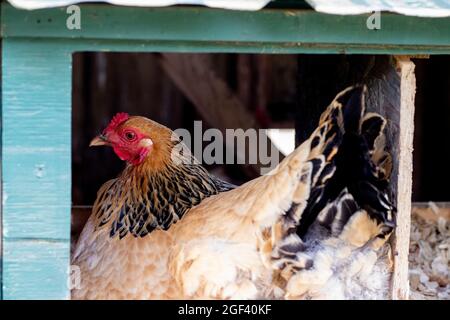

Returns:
71,53,450,250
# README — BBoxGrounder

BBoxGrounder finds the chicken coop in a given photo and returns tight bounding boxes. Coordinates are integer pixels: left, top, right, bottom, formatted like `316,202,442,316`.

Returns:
1,0,449,300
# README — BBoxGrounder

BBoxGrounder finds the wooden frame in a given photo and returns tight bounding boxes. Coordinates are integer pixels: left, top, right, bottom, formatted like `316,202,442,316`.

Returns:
3,4,450,54
1,2,449,299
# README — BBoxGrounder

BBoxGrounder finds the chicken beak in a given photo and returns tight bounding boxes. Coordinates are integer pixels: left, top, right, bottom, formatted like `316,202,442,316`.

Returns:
89,134,109,147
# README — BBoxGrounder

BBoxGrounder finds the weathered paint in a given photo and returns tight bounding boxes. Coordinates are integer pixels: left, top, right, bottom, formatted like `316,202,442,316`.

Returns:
2,4,450,54
2,39,72,299
0,35,3,301
3,238,69,299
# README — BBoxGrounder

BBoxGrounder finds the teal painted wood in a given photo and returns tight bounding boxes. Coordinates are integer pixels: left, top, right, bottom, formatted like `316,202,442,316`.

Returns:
0,29,3,301
2,38,71,299
7,37,450,55
3,239,69,299
2,3,450,54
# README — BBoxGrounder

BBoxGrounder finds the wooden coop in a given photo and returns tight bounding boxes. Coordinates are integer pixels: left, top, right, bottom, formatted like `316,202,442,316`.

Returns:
1,0,449,300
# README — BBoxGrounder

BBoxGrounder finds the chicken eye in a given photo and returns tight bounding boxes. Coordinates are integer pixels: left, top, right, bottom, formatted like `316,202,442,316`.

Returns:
124,131,136,141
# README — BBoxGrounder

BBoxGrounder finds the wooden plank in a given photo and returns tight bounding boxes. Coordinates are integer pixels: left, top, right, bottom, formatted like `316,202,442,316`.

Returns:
391,56,416,300
3,238,70,300
0,38,3,300
2,38,72,298
2,4,450,54
3,38,450,56
361,56,415,300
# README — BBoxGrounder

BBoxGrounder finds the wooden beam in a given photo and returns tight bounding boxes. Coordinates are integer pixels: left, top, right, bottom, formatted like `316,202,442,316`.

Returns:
391,57,416,300
0,42,3,300
2,3,450,54
362,56,416,300
2,38,72,299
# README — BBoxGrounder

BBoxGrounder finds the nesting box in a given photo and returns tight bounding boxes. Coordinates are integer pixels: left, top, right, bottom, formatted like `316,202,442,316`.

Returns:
1,0,449,299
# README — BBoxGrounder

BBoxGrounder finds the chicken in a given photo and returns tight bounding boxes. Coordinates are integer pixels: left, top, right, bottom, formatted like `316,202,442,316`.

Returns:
71,85,395,300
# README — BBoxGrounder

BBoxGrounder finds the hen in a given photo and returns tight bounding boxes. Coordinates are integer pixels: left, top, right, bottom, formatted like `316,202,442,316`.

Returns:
71,85,396,300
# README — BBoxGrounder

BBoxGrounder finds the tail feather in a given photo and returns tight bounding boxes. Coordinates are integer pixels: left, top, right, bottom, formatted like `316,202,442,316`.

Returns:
317,190,358,237
270,85,396,291
269,94,346,278
340,86,365,134
270,85,397,299
361,112,386,152
298,85,396,242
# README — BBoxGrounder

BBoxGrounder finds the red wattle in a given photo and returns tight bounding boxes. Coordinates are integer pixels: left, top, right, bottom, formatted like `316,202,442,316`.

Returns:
113,145,150,165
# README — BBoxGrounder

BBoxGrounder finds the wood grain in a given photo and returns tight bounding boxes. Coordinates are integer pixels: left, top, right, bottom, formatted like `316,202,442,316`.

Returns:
307,56,416,299
391,57,416,300
3,238,70,299
2,39,72,299
363,56,416,300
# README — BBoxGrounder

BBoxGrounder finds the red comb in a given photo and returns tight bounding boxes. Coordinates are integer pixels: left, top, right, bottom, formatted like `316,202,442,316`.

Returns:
105,112,129,132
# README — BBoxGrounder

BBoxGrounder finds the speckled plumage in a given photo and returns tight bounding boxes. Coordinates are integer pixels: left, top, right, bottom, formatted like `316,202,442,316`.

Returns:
72,86,396,300
72,134,320,299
